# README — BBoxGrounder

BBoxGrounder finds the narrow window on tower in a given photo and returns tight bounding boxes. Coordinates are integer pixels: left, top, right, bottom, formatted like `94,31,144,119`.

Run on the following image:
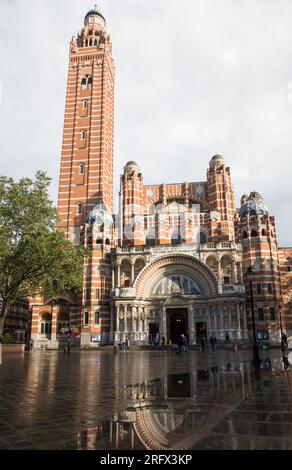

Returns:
80,164,85,175
84,310,89,326
258,308,264,321
94,310,100,325
81,130,86,140
77,203,82,215
83,100,88,110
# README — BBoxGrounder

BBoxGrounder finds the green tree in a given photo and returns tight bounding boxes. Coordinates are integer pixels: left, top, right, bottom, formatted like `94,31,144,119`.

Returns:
0,171,85,335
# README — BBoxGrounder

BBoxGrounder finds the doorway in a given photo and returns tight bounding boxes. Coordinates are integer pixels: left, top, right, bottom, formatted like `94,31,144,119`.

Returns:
149,322,159,344
196,322,207,341
167,308,188,344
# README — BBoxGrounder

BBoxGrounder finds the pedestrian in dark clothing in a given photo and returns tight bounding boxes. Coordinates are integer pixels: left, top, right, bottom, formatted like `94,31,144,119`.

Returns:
161,336,166,347
225,332,231,345
200,336,206,351
124,337,129,352
210,334,217,352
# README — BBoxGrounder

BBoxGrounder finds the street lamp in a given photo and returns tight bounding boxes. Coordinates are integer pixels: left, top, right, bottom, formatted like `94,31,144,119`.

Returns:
247,267,260,363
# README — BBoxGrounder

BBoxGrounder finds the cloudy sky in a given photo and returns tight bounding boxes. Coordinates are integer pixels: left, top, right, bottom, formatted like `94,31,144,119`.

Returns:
0,0,292,245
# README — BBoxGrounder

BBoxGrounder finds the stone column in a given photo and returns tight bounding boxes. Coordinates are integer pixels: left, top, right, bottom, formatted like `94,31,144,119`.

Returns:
115,306,120,343
188,305,195,344
237,303,241,339
207,306,212,337
242,304,248,340
131,263,135,285
117,263,121,288
162,307,167,340
132,306,137,342
51,305,58,343
112,268,115,290
220,305,224,339
213,305,218,335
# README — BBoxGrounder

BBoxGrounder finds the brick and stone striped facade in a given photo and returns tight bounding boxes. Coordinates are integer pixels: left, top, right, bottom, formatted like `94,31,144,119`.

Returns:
25,8,292,348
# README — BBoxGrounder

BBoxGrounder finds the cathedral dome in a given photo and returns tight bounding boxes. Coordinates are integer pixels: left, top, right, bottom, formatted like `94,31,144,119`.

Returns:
240,191,268,217
124,161,140,173
209,154,225,168
86,203,112,225
84,7,106,25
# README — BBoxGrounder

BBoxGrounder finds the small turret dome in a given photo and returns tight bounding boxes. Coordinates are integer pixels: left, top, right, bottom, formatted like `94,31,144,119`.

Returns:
84,6,106,26
124,161,140,174
209,154,226,168
240,191,268,218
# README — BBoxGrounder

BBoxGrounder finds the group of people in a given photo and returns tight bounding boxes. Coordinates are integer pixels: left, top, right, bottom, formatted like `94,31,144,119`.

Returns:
118,337,130,352
149,333,166,349
200,332,231,351
172,334,188,353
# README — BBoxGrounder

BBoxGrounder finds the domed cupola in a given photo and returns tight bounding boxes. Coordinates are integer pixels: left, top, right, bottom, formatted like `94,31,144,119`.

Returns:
240,191,268,217
84,5,106,30
86,203,113,226
209,154,226,169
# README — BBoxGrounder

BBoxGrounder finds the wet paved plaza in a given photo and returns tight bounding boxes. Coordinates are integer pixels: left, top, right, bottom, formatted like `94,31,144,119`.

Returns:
0,348,292,450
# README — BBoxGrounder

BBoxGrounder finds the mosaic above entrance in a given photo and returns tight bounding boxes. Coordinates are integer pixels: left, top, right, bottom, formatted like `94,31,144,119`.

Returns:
152,274,202,297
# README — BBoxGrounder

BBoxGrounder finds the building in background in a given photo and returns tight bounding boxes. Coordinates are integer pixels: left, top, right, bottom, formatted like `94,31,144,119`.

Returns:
24,7,292,348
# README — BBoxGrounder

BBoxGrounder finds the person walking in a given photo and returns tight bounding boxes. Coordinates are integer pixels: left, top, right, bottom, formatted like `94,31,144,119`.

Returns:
125,337,129,352
181,334,187,352
210,334,217,352
200,335,206,351
29,338,34,353
225,332,231,345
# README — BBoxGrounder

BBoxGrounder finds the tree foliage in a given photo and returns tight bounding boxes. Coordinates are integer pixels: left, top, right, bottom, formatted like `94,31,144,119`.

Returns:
0,172,85,334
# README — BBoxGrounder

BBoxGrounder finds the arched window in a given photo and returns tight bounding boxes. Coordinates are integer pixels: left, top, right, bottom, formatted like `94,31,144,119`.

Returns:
251,229,258,237
94,39,98,46
81,75,92,90
40,313,52,336
83,100,88,109
81,130,86,140
242,231,248,239
121,259,132,287
77,203,82,215
134,259,146,280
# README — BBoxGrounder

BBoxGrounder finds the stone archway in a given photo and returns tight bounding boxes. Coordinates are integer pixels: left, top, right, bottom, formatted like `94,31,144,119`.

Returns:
134,254,219,299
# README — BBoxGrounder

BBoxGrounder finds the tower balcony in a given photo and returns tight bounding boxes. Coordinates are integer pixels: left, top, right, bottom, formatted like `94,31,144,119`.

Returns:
111,288,136,299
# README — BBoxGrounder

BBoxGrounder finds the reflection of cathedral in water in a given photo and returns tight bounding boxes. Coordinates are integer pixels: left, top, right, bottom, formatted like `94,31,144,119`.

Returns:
77,363,252,450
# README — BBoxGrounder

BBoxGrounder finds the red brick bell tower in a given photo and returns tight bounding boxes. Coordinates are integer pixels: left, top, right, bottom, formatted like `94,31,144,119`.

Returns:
57,6,115,242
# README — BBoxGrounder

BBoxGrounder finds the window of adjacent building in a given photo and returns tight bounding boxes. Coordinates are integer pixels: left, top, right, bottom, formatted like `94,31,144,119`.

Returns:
287,266,292,272
256,283,262,295
80,163,85,174
84,310,89,326
77,203,82,215
270,307,276,321
223,276,230,285
95,289,100,299
267,283,273,294
258,308,264,321
251,229,258,237
86,288,91,300
94,310,100,325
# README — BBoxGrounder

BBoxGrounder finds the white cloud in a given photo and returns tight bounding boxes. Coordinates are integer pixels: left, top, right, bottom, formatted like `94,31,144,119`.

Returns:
0,0,292,245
